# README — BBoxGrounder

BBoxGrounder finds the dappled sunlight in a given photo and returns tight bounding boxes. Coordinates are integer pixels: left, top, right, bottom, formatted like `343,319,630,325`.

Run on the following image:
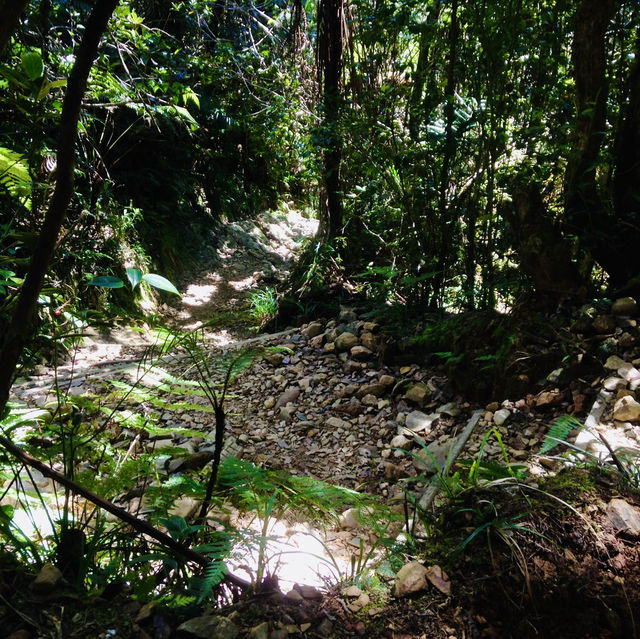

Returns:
230,517,352,591
180,282,219,308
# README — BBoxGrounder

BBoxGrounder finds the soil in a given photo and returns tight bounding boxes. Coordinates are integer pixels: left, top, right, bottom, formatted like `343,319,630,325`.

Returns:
3,210,640,639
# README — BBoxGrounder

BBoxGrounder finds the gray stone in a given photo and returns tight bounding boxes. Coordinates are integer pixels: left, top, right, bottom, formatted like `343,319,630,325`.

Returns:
612,297,638,316
405,410,439,433
438,402,461,417
607,498,640,537
395,561,429,597
177,616,238,639
390,434,411,449
412,440,452,473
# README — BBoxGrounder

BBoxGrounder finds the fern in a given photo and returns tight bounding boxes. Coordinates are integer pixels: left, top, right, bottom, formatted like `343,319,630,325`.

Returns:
195,559,228,602
0,145,31,200
540,415,582,454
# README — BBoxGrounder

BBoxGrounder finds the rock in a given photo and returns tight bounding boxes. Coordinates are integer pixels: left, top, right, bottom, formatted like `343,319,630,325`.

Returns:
323,342,336,354
168,496,199,520
7,631,32,639
379,374,395,387
309,333,325,349
302,322,324,338
348,592,370,612
363,322,379,333
285,589,304,602
413,441,452,473
343,584,362,597
327,416,350,429
351,345,373,360
135,601,157,623
357,383,386,398
335,331,359,352
276,388,300,408
296,584,323,600
438,402,460,417
607,499,640,537
605,355,626,370
248,622,270,639
177,616,239,638
32,563,63,594
404,384,430,406
425,565,451,595
493,408,510,426
592,314,616,333
390,434,411,449
395,561,429,597
613,395,640,422
535,390,564,407
360,332,379,351
405,410,439,433
612,297,637,316
618,362,640,383
263,396,276,409
264,351,285,366
486,401,500,412
604,377,625,392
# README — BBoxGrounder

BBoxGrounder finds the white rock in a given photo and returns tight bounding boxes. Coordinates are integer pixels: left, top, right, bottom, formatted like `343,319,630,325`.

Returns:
493,408,511,427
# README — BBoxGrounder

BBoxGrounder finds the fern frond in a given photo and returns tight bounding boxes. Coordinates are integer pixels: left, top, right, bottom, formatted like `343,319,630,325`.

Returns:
540,415,582,454
195,559,227,602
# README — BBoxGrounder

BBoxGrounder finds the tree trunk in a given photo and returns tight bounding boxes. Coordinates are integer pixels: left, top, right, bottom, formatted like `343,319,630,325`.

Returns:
317,0,344,240
506,183,585,296
564,0,616,269
0,0,29,54
0,0,120,415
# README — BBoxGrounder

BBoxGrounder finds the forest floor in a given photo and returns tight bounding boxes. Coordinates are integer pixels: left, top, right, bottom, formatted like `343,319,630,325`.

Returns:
4,209,640,639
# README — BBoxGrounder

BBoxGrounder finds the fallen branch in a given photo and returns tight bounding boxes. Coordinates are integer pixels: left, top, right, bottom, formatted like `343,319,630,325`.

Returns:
0,433,250,590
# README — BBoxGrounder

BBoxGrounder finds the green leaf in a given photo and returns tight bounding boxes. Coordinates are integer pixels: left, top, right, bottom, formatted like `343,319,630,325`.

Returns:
21,51,44,81
36,78,67,101
142,273,180,296
89,276,124,289
126,267,142,289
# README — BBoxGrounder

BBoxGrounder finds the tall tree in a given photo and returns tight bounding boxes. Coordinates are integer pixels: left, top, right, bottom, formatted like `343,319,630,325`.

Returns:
317,0,344,240
0,0,120,415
